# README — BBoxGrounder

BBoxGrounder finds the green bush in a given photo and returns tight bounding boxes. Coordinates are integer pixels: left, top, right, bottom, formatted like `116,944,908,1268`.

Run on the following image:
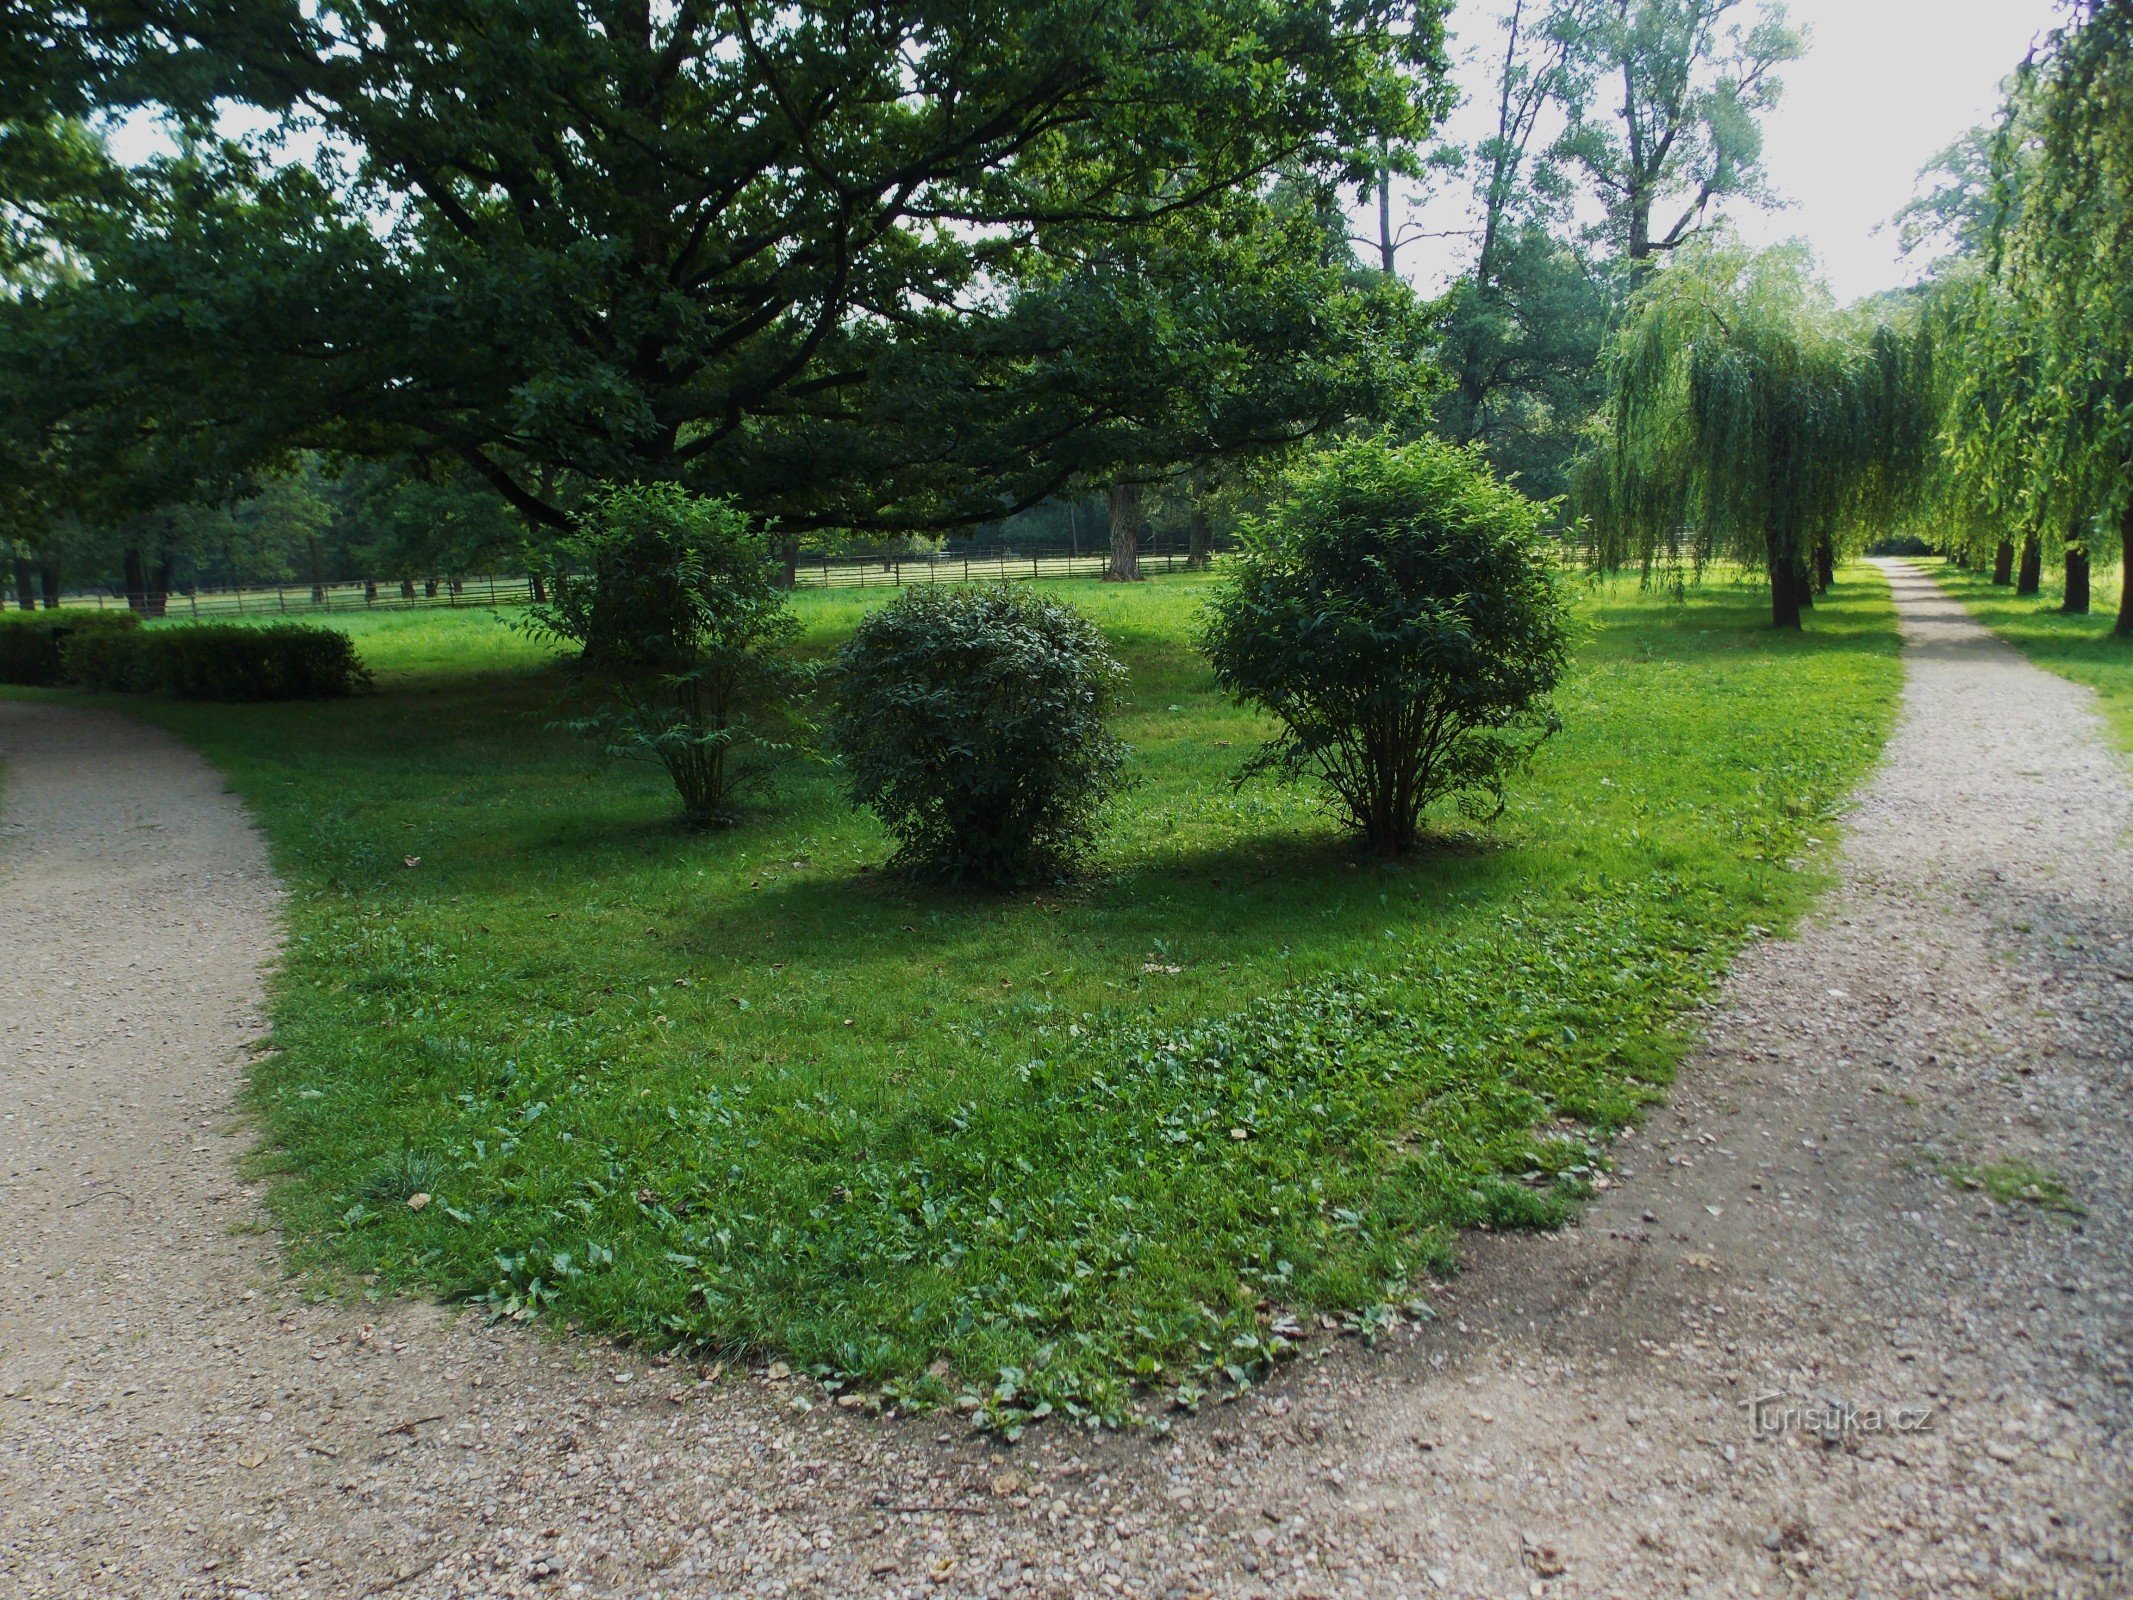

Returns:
61,623,371,700
0,610,141,687
829,585,1128,885
1201,435,1571,852
527,483,804,828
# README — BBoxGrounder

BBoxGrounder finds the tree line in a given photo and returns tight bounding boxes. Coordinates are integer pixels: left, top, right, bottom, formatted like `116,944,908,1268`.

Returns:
3,1,2126,634
1575,0,2133,634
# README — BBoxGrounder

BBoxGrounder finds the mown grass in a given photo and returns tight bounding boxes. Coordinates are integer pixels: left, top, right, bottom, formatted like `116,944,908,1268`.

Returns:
19,566,1902,1431
1928,559,2133,755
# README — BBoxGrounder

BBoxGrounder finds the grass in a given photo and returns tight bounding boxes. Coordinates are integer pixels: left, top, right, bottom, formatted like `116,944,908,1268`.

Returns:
1926,559,2133,755
1947,1159,2084,1217
8,566,1903,1432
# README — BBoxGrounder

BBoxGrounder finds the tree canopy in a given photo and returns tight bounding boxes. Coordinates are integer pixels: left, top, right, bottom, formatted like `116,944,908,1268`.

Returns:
6,0,1453,539
1577,240,1930,626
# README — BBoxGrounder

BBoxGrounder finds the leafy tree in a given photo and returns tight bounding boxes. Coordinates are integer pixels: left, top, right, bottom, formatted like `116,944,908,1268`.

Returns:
1578,240,1931,626
1202,434,1570,851
1433,223,1611,501
1552,0,1802,262
829,586,1128,885
528,485,803,828
1969,0,2133,633
28,0,1451,538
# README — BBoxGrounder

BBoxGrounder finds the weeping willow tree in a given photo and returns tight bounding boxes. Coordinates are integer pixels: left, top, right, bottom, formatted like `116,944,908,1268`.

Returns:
1963,0,2133,632
1577,241,1932,628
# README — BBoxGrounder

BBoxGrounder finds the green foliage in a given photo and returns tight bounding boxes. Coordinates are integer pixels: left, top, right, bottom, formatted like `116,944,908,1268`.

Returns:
527,484,802,829
1578,240,1933,624
60,622,370,699
20,0,1449,535
1945,1,2133,629
829,586,1129,886
1550,0,1802,261
1203,437,1571,851
78,572,1900,1429
0,608,137,686
1433,224,1611,501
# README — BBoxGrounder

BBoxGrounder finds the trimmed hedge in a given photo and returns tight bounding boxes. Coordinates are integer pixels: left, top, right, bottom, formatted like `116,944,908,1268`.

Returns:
61,623,372,700
0,610,143,687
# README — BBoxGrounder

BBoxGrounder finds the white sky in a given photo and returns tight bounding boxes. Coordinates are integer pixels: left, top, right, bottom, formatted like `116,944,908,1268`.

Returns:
1399,0,2067,303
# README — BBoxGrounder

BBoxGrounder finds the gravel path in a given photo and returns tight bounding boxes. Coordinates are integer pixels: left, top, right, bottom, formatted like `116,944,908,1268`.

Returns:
2,561,2127,1600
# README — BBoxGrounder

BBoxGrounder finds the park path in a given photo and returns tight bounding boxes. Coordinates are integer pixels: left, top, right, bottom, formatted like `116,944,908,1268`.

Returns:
0,560,2128,1600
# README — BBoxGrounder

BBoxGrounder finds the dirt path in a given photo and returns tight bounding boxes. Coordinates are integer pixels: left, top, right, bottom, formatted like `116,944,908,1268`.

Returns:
2,561,2127,1600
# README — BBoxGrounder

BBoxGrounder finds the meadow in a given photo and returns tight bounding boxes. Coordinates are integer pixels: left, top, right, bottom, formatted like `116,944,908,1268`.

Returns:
35,568,1904,1430
1929,560,2133,755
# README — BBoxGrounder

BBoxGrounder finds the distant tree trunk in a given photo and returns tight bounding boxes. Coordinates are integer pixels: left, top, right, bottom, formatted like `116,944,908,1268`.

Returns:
11,558,33,612
123,546,150,614
528,569,547,603
39,562,59,609
2118,500,2133,636
1991,538,2015,585
1187,500,1213,571
364,578,379,604
2063,545,2090,615
775,533,800,590
1104,483,1142,582
307,535,326,604
146,554,173,618
400,576,417,600
2015,532,2042,596
1376,161,1396,275
424,577,439,598
1814,536,1835,593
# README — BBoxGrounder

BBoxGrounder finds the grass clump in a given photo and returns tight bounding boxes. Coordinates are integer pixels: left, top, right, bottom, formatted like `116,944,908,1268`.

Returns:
73,567,1902,1430
1950,1159,2083,1216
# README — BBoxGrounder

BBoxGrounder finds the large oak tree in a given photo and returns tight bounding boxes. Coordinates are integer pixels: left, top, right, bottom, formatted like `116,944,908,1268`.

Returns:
12,0,1451,535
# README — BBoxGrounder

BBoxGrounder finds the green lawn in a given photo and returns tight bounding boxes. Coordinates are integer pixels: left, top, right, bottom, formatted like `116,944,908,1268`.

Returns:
1928,559,2133,754
17,568,1903,1431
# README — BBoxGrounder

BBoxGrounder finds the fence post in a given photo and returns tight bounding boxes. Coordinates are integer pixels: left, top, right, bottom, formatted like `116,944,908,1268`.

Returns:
277,587,286,613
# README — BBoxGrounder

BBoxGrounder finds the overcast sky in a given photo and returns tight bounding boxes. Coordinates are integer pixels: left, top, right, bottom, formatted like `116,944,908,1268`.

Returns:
1402,0,2067,302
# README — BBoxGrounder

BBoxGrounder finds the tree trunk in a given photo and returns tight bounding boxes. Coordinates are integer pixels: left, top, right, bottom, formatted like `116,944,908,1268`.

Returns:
2063,546,2090,615
1991,538,2015,585
2118,500,2133,636
1814,536,1835,593
1187,503,1213,571
528,569,547,603
123,546,150,614
11,558,33,612
307,534,326,604
1768,536,1803,629
775,533,800,590
1103,483,1142,582
39,562,59,608
146,554,173,619
400,576,417,599
1376,160,1396,275
424,577,439,598
2015,532,2042,596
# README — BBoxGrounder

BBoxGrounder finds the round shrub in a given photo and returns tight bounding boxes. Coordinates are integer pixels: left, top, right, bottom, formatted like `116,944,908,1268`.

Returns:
1201,435,1571,852
829,586,1128,886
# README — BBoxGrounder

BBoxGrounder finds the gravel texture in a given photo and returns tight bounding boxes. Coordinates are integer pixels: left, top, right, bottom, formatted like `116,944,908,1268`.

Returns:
1,560,2127,1600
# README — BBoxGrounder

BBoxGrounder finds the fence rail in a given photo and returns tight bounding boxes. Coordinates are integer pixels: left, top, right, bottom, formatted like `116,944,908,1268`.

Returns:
13,547,1212,619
